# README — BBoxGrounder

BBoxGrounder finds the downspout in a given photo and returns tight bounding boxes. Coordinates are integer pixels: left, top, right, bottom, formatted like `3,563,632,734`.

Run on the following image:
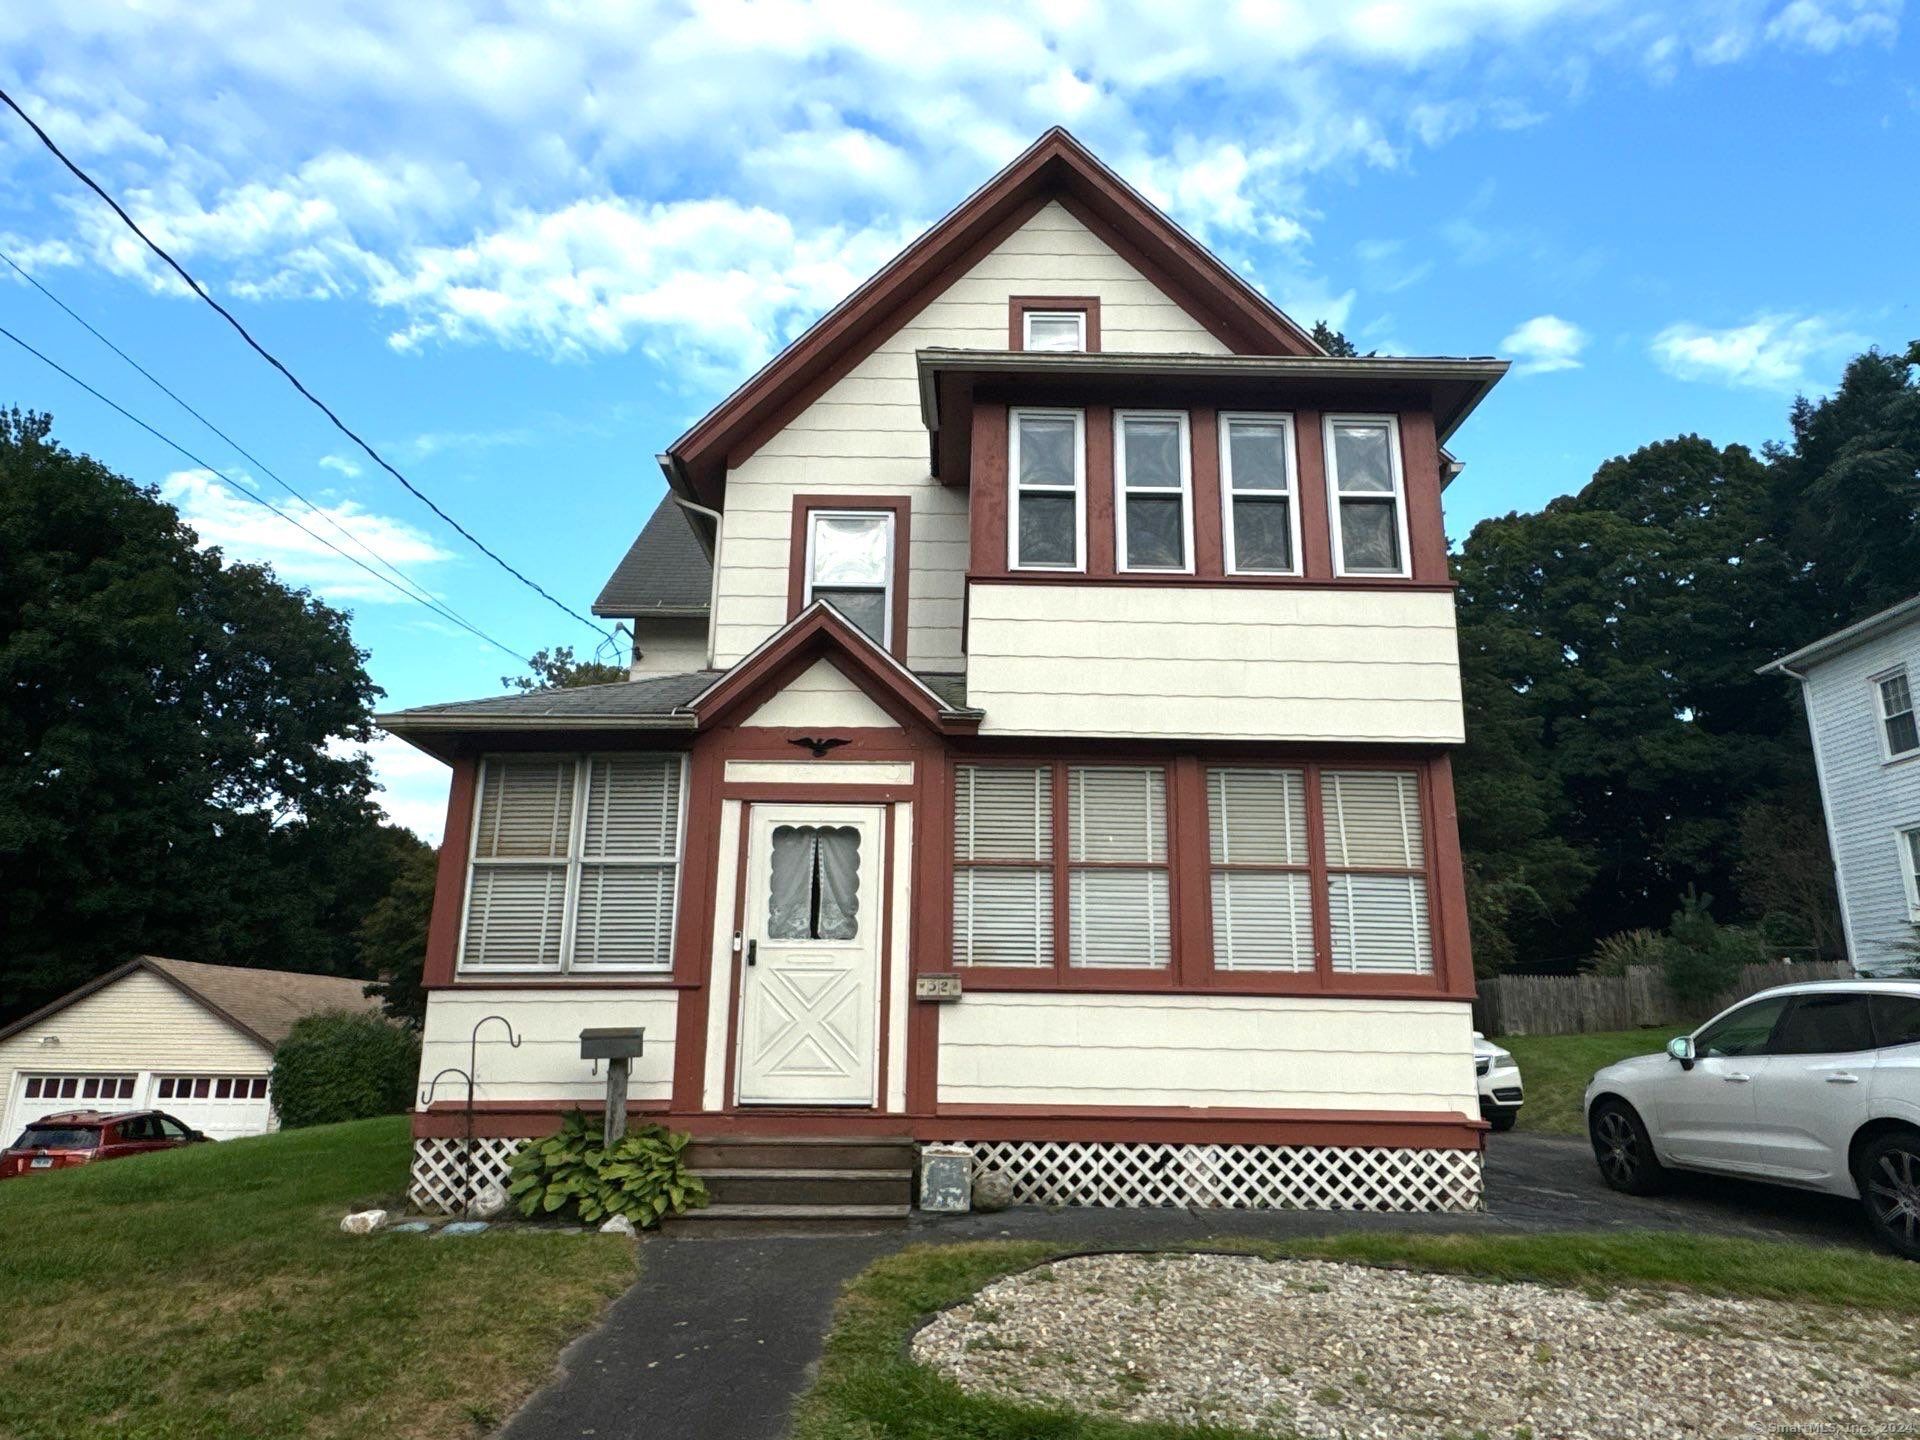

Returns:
659,453,723,671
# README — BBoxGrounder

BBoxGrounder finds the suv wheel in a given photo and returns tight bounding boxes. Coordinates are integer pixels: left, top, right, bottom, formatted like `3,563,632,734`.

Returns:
1485,1108,1517,1133
1588,1099,1668,1196
1859,1131,1920,1261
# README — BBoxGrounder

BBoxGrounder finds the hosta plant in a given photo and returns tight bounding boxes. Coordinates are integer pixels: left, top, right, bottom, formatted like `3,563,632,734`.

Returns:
507,1110,707,1227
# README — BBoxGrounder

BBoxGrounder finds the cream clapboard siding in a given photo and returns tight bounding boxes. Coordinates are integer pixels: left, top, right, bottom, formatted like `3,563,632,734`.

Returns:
418,988,677,1107
740,657,897,729
937,992,1477,1113
712,200,1231,671
968,583,1465,741
0,970,271,1135
629,616,710,678
1799,618,1920,973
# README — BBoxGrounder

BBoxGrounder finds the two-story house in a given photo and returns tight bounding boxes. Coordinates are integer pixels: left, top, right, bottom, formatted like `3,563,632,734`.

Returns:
382,130,1507,1219
1764,595,1920,977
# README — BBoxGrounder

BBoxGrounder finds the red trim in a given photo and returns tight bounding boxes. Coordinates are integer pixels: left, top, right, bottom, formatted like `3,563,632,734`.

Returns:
1009,296,1101,352
784,494,913,662
412,1100,670,1139
421,758,477,989
665,129,1318,504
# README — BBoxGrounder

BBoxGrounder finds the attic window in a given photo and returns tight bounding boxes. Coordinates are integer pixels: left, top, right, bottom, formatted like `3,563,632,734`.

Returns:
1022,310,1086,352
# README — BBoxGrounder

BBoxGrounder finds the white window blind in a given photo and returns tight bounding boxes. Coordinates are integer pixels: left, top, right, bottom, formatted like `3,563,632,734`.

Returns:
462,754,684,973
953,765,1053,967
1067,766,1168,968
1321,770,1431,974
1207,768,1312,972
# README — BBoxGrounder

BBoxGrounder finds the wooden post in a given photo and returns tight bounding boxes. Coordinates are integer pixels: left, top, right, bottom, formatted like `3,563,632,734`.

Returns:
603,1058,630,1149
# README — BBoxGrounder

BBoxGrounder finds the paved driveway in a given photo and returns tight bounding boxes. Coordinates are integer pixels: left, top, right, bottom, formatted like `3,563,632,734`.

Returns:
497,1132,1874,1440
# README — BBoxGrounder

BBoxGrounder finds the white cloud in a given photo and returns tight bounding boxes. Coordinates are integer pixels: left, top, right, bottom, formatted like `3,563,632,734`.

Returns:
1501,314,1589,375
318,453,362,478
1648,313,1865,392
358,730,450,843
1764,1,1900,53
159,468,455,603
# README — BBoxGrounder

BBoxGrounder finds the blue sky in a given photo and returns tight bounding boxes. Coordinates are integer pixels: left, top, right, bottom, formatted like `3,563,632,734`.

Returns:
1,1,1914,838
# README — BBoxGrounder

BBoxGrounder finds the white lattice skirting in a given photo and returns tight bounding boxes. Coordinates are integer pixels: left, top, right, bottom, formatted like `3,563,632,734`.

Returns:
410,1137,523,1214
963,1140,1484,1212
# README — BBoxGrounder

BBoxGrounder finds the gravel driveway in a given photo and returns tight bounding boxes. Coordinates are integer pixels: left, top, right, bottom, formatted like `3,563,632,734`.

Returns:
914,1252,1914,1440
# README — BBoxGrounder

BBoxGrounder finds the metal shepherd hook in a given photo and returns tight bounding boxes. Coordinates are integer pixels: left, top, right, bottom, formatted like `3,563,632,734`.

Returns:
417,1014,521,1216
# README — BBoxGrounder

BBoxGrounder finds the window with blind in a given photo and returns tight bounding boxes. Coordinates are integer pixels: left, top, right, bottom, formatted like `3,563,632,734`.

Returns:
1321,769,1432,974
462,754,685,973
952,763,1170,971
1207,768,1312,971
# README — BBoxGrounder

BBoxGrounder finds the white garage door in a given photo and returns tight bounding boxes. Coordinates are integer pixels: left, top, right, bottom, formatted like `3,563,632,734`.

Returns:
152,1075,274,1141
5,1074,138,1140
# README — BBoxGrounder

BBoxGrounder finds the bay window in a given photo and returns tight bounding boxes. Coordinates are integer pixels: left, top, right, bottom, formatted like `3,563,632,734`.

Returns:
1325,415,1410,577
1114,410,1193,572
1008,408,1084,570
462,753,685,973
1219,413,1301,575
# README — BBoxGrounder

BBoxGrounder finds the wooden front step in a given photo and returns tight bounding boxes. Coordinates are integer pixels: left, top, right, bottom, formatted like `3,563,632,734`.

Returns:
674,1135,917,1233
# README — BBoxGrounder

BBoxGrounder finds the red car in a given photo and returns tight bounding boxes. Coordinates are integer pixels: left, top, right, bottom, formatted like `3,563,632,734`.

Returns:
0,1109,209,1180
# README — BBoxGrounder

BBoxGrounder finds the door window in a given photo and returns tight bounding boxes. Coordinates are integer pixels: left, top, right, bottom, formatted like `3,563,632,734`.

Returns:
1694,996,1791,1057
1871,994,1920,1049
156,1116,191,1139
766,825,862,941
1770,994,1877,1055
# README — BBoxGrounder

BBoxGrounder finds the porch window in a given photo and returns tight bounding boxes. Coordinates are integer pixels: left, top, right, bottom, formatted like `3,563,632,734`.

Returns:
462,753,685,973
1877,668,1918,758
1325,415,1410,577
951,762,1169,971
1009,408,1084,571
1207,768,1313,971
1321,770,1432,974
805,510,894,647
1220,414,1300,574
1115,411,1193,572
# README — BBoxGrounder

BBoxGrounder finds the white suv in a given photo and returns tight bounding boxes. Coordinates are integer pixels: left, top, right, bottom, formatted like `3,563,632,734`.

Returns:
1584,980,1920,1258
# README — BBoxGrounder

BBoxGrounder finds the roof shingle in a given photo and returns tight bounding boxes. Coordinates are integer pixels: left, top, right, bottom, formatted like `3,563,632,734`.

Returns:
593,496,714,617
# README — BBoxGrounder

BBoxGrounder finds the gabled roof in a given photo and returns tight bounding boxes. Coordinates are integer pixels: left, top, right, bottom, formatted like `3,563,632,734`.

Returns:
1758,594,1920,676
660,127,1323,507
593,494,715,619
0,956,385,1051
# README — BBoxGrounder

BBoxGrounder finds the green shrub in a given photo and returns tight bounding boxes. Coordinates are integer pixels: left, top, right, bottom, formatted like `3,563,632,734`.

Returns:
1661,887,1767,1006
508,1111,707,1227
269,1011,420,1129
1589,928,1668,976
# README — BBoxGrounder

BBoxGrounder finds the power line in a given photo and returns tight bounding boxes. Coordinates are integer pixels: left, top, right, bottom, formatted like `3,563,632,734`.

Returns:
0,244,509,649
0,84,612,644
0,320,535,668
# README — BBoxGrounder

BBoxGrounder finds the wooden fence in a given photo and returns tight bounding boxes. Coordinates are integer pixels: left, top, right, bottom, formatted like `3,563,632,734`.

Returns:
1475,960,1853,1037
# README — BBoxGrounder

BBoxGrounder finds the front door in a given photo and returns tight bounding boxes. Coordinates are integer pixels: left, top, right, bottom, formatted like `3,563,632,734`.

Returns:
735,804,884,1106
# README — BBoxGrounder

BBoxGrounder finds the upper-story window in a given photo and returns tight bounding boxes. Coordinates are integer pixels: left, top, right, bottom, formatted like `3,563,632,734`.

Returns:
1325,415,1410,578
462,754,685,974
806,510,894,647
1023,310,1087,352
1009,407,1084,571
1115,410,1193,572
1219,413,1301,575
1876,667,1919,759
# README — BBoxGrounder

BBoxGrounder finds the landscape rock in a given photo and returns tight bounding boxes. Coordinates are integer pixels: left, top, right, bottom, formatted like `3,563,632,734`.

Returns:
970,1169,1014,1212
469,1181,510,1219
434,1220,489,1237
339,1209,388,1235
599,1214,636,1236
388,1220,433,1234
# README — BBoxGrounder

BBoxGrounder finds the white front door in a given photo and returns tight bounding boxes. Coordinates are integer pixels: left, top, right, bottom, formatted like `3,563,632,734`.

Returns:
735,803,884,1105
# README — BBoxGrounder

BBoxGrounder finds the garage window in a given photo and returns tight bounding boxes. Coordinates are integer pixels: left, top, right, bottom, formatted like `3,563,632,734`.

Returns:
22,1075,135,1102
156,1076,269,1101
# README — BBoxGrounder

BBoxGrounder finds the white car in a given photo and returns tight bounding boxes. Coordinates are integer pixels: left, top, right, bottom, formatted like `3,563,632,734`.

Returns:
1473,1032,1524,1131
1584,980,1920,1258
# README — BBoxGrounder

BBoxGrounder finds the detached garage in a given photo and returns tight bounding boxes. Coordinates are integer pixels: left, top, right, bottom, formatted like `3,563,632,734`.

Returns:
0,956,384,1142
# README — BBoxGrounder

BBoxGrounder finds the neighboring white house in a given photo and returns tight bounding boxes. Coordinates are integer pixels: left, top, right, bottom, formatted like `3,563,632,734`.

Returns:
0,956,384,1141
380,129,1504,1217
1763,595,1920,976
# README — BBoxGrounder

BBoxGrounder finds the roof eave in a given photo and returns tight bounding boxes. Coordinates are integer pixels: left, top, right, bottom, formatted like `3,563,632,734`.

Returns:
1757,594,1920,675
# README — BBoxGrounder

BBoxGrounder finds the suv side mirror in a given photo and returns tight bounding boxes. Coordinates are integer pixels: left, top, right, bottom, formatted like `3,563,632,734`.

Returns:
1666,1035,1696,1071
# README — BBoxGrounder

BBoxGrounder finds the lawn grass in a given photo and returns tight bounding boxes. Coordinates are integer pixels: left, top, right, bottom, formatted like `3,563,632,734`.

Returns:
0,1115,635,1440
1498,1027,1672,1134
794,1230,1920,1440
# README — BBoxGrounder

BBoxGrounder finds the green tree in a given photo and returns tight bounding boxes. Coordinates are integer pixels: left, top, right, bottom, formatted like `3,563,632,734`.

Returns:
0,409,421,1021
502,645,624,692
1311,320,1368,357
358,844,441,1026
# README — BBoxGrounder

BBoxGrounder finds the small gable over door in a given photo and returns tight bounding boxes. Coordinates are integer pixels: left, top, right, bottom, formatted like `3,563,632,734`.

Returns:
741,658,899,730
